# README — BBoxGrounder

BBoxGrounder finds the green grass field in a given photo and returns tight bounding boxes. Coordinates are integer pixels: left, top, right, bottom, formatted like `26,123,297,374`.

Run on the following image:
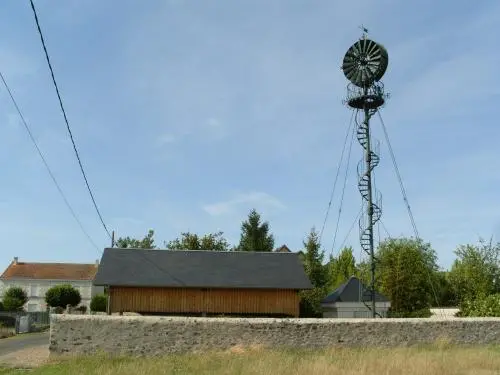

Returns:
1,345,500,375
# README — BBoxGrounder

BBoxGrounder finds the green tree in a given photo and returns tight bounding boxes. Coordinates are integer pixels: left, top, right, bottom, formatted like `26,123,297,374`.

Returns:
459,294,500,317
326,246,358,291
165,231,230,251
376,237,439,317
433,271,457,307
299,228,328,317
115,229,156,249
237,209,274,252
90,294,107,313
45,284,81,309
2,287,28,311
448,239,500,304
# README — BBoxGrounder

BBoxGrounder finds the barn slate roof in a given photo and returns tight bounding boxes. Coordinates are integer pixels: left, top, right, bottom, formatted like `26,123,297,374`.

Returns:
93,248,313,290
321,276,389,304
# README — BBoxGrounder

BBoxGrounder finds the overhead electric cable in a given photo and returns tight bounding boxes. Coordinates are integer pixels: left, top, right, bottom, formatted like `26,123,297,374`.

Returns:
0,70,100,252
29,0,112,240
319,110,355,245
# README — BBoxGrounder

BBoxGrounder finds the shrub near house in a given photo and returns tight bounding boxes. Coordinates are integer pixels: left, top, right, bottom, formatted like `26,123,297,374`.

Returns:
90,294,107,313
2,287,28,311
45,284,81,310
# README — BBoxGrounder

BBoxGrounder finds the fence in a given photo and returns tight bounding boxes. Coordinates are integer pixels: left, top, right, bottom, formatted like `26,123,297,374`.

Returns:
0,311,50,334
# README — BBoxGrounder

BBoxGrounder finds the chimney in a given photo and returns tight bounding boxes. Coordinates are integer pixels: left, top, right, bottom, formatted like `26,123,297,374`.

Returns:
13,257,18,265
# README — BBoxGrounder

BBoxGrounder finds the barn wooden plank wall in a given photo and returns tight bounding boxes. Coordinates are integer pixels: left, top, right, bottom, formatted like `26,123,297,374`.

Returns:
109,287,300,317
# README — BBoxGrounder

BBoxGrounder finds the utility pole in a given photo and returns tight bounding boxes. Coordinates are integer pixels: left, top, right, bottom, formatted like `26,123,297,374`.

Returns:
111,231,115,248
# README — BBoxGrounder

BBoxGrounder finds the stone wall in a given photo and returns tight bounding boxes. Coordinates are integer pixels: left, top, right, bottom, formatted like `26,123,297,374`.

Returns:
49,315,500,357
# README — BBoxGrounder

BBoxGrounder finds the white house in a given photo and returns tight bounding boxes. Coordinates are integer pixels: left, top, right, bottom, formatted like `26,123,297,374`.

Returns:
0,257,104,312
321,276,391,318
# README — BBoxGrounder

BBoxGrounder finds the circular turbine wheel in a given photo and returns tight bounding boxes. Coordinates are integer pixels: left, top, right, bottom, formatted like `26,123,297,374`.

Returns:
342,38,388,87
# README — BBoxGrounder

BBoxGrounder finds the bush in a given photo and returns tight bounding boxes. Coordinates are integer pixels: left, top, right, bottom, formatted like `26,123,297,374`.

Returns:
0,315,16,327
76,305,88,314
388,308,432,318
458,294,500,317
0,301,3,311
90,294,107,313
3,286,28,311
45,284,81,308
299,288,326,318
52,306,64,314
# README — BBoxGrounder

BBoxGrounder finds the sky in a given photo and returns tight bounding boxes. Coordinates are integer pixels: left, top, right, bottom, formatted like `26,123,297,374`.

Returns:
0,0,499,273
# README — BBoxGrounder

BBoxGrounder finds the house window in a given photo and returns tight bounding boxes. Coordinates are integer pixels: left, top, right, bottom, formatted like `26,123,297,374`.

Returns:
30,284,39,297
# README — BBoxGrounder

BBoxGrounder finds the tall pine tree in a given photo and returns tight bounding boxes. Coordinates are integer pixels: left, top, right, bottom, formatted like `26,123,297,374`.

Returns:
237,209,275,251
299,227,328,317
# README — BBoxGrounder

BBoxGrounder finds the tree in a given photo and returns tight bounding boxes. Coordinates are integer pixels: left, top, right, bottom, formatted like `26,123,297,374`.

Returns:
376,237,439,317
433,271,457,307
90,294,107,313
2,287,28,311
115,229,156,249
459,294,500,317
448,239,500,304
299,228,328,317
45,284,81,309
165,231,230,251
237,209,274,252
326,246,358,291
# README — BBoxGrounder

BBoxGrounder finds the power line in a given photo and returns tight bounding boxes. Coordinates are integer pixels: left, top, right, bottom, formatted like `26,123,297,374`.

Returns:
28,0,112,240
319,110,355,245
0,70,100,252
330,111,357,255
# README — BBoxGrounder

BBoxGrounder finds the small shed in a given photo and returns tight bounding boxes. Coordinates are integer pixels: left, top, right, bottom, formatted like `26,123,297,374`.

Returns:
94,248,312,317
321,276,391,318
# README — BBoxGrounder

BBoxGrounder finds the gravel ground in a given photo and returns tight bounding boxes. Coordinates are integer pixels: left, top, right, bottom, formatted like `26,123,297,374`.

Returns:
0,345,49,368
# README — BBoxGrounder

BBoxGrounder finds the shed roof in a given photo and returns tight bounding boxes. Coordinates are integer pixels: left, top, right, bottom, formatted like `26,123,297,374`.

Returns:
93,248,313,289
1,261,98,281
321,276,389,304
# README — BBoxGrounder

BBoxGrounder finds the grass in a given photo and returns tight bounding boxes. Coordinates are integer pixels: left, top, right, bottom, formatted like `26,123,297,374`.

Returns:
1,345,500,375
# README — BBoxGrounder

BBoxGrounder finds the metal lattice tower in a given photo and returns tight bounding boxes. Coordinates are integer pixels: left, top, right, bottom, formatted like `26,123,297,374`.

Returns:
341,31,389,318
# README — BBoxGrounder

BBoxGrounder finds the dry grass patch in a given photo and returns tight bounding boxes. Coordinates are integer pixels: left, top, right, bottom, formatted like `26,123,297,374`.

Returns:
1,345,499,375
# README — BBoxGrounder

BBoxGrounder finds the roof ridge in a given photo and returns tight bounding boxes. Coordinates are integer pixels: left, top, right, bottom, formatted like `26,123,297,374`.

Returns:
12,262,96,265
105,248,299,254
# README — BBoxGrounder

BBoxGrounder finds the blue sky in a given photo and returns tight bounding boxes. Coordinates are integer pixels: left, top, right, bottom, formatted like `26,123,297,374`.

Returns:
0,0,499,273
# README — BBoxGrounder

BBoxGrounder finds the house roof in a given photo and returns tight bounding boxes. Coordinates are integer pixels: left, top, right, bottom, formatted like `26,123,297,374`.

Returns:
321,276,389,304
1,261,98,281
94,248,313,289
274,244,292,253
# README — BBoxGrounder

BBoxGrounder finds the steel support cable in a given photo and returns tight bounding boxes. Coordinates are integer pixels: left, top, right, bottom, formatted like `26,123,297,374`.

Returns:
377,110,444,317
337,206,363,252
29,0,112,240
0,71,100,252
330,112,357,256
319,109,356,244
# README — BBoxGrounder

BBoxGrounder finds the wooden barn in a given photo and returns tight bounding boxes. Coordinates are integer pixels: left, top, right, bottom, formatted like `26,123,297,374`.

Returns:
93,248,312,317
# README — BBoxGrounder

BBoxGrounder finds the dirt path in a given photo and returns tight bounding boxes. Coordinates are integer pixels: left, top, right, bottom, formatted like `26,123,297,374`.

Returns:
0,345,49,368
0,332,50,368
